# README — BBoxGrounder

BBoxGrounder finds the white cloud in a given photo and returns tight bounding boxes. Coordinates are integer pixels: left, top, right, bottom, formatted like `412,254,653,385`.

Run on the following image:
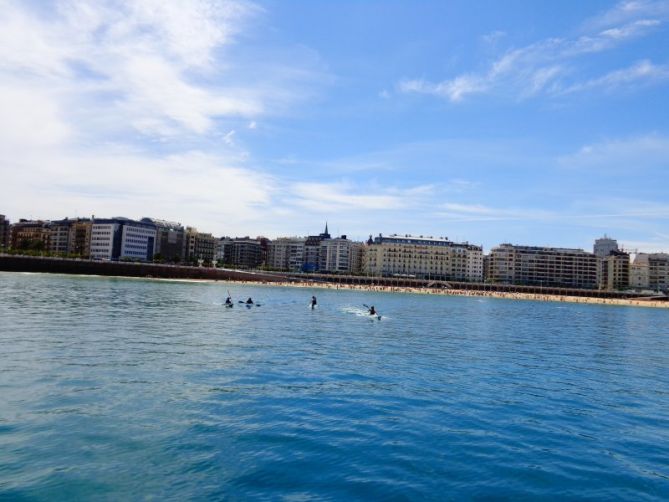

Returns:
398,75,487,102
397,1,667,102
0,0,335,237
0,0,319,141
561,59,669,94
289,182,430,212
559,134,669,170
0,85,72,149
436,203,554,222
583,0,669,31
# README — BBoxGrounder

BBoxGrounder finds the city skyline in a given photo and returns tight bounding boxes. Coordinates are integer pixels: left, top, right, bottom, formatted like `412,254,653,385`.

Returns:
1,1,668,251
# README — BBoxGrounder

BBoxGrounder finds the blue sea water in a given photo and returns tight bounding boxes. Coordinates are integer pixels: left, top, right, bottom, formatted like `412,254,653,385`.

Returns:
0,272,668,500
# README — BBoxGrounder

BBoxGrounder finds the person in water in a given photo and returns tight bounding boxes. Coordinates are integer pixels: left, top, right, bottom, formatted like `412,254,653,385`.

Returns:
246,297,254,304
310,296,317,309
368,306,376,315
224,296,232,305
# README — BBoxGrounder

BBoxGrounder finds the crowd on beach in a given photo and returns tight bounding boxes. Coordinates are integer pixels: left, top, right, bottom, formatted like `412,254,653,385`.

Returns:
154,276,669,309
239,280,669,309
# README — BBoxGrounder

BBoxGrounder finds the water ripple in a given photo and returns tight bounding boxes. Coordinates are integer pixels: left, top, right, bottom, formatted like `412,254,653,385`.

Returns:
1,272,669,500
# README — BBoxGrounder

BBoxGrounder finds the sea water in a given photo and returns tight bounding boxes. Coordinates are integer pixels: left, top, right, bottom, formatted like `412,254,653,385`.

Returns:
0,272,668,500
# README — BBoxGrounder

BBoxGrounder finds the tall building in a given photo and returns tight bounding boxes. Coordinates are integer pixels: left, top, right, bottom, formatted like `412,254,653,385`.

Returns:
218,237,234,265
630,253,669,292
229,238,263,268
68,220,93,258
303,223,331,272
185,227,217,264
0,215,9,250
487,244,598,289
90,218,156,261
142,218,185,262
598,250,630,290
319,235,362,273
267,237,306,271
47,219,74,255
364,234,483,281
594,235,619,257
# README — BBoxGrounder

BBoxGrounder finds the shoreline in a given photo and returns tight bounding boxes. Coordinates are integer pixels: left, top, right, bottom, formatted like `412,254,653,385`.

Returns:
4,269,668,310
249,280,669,309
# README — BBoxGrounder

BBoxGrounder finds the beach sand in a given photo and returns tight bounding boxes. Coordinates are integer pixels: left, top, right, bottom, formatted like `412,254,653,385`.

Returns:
229,279,669,309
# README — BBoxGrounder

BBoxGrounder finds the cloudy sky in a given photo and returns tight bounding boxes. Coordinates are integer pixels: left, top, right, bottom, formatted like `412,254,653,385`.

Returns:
1,0,668,252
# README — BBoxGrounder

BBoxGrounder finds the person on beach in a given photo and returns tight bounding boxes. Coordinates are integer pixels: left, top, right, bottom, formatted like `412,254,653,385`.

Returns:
246,297,254,304
310,296,317,309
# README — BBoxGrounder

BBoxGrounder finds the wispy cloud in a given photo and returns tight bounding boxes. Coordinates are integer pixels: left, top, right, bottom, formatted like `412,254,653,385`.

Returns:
398,1,668,102
435,202,555,222
560,59,669,94
289,182,434,212
0,0,322,140
558,133,669,170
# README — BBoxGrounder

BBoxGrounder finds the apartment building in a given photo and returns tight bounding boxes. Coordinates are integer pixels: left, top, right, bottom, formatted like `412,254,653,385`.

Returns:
185,227,217,264
630,253,669,292
319,236,363,273
599,250,630,290
90,218,156,261
267,237,306,272
229,238,263,268
142,218,185,262
9,220,51,251
364,234,483,281
487,244,598,289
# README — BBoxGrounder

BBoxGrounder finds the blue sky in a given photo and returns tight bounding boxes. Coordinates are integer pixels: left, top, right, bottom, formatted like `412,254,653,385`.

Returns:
1,0,668,252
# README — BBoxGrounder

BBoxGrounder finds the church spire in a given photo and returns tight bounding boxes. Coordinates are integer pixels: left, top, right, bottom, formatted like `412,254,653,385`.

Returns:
324,221,328,235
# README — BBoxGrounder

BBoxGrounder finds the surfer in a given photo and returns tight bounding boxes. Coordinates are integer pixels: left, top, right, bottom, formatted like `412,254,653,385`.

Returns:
310,296,317,309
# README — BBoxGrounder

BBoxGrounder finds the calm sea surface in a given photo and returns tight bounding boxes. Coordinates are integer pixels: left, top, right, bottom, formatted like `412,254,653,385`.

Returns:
1,272,668,500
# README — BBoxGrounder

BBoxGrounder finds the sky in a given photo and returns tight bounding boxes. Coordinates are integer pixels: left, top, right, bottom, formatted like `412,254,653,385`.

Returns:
1,0,668,252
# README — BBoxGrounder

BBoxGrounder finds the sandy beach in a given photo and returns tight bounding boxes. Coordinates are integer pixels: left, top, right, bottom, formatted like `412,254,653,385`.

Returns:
233,279,669,309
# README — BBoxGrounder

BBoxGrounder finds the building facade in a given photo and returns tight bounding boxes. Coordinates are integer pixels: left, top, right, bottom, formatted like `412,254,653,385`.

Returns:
90,218,156,261
598,250,630,290
303,224,331,272
267,237,306,271
630,253,669,292
364,234,483,281
185,228,217,264
142,218,185,262
47,219,73,255
487,244,598,289
229,238,263,268
319,236,363,273
0,215,10,250
593,235,619,258
68,220,93,258
9,220,51,251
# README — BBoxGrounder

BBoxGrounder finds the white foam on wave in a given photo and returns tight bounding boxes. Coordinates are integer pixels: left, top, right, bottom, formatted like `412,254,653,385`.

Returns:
341,305,385,320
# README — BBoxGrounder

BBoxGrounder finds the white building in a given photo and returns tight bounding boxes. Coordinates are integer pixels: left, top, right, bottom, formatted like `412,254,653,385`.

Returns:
319,236,363,273
630,253,669,291
364,234,483,281
90,222,118,260
120,223,157,261
267,237,306,272
90,218,156,261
